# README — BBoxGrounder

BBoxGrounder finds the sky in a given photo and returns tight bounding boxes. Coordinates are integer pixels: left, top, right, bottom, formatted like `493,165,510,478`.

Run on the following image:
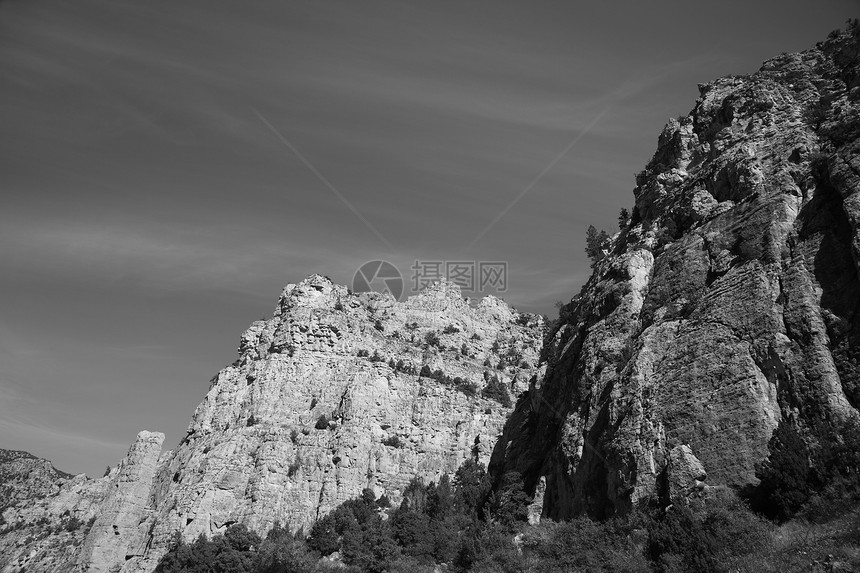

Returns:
0,0,856,476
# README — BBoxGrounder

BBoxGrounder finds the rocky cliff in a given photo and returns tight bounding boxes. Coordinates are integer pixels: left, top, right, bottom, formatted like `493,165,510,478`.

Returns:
4,22,860,573
0,435,162,573
0,277,541,573
118,276,540,573
490,23,860,520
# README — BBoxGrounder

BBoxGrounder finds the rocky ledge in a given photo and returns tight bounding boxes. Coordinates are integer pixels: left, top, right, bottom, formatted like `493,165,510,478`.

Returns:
490,23,860,520
1,276,542,573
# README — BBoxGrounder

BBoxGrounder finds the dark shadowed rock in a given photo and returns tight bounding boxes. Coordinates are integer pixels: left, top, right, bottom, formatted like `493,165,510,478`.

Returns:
490,22,860,521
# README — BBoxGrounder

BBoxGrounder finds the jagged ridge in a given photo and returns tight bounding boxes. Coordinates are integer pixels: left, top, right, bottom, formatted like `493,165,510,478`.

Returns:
1,276,542,573
490,22,860,520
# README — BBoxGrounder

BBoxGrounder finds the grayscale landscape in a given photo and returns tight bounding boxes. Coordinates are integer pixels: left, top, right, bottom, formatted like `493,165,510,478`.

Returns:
1,2,859,572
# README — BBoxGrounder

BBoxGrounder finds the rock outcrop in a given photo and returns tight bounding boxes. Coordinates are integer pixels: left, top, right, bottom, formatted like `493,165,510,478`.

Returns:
0,450,71,509
0,453,106,573
2,278,541,572
0,277,540,573
4,22,860,573
490,23,860,520
115,276,540,572
77,432,165,572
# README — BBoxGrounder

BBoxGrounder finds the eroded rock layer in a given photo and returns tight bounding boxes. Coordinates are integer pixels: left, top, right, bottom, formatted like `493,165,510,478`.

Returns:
119,276,540,572
490,23,860,520
0,277,540,573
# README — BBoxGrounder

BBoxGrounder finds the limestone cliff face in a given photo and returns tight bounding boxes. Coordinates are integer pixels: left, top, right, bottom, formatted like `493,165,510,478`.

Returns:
490,24,860,520
0,450,72,509
1,278,540,573
0,434,163,573
108,276,538,573
77,432,165,572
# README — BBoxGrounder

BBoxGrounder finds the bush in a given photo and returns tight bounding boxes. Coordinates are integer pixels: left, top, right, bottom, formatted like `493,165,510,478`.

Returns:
750,420,813,521
456,379,478,397
255,522,316,573
482,375,512,407
484,472,530,529
585,225,611,265
288,457,301,477
65,517,82,532
514,517,651,573
383,436,404,449
424,332,441,347
310,490,399,572
156,524,261,573
618,208,631,230
442,325,460,334
315,415,331,430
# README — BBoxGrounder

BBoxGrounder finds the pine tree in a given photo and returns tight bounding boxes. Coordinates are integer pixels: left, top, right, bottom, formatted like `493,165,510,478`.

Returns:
584,225,610,265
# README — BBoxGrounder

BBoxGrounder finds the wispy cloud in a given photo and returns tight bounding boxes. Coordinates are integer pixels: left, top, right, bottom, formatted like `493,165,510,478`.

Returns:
0,218,366,296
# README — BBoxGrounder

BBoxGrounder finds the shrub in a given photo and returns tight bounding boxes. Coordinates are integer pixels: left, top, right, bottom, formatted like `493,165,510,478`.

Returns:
288,457,301,477
512,517,651,573
383,436,404,449
315,415,330,430
255,522,317,573
750,420,812,521
646,488,771,573
309,489,399,572
618,207,631,229
374,320,384,331
442,325,460,334
156,524,261,573
65,517,82,532
585,225,611,265
357,349,370,358
457,380,478,397
482,375,512,407
454,459,490,517
424,332,440,347
484,472,530,529
395,359,414,374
